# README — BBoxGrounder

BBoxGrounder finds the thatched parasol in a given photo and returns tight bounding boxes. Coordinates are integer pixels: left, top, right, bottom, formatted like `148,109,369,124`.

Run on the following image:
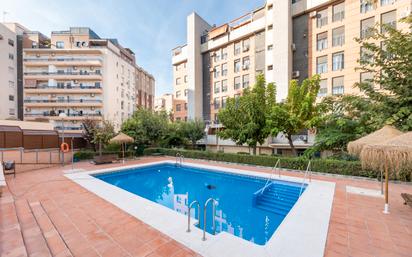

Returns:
109,133,134,163
360,132,412,213
347,125,403,156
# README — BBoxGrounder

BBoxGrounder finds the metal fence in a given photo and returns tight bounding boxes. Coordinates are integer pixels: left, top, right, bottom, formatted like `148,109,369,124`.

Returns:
0,147,72,164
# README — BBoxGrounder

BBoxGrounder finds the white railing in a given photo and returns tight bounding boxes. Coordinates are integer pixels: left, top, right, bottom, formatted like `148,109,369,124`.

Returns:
260,159,280,194
299,160,312,196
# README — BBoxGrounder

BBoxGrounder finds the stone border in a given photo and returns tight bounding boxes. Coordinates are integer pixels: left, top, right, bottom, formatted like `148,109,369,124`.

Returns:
66,160,335,257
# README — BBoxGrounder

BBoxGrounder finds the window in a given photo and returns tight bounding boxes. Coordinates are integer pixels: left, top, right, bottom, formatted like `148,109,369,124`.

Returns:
184,89,188,96
9,81,14,88
267,45,273,51
243,38,250,52
222,79,228,92
214,65,220,78
213,97,220,109
242,57,250,70
360,72,374,85
222,63,228,76
221,96,228,108
121,101,124,110
214,50,221,62
176,78,181,85
317,9,328,28
185,103,187,110
267,65,273,71
381,10,397,33
243,74,250,88
9,108,15,115
317,55,328,74
332,2,345,22
360,0,374,13
8,39,14,46
56,41,64,49
361,17,375,39
234,42,241,55
234,76,241,90
360,46,373,63
381,0,395,6
8,53,14,60
332,52,344,71
176,90,181,98
8,66,14,73
332,26,345,47
317,32,328,51
176,104,181,112
214,81,221,94
222,47,228,60
184,75,188,83
332,76,344,95
234,59,241,73
318,79,328,97
9,95,14,101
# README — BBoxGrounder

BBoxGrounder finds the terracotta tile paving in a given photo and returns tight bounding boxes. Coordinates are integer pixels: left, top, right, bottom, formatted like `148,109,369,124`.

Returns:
1,156,412,257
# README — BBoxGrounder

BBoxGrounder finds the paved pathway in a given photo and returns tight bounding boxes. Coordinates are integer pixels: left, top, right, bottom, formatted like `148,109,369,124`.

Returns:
1,157,411,257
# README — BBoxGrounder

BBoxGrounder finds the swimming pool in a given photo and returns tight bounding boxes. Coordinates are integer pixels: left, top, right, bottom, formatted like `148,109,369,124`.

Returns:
94,163,306,245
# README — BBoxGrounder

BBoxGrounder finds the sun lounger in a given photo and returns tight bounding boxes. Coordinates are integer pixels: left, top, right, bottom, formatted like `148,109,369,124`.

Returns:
2,161,16,178
401,193,412,207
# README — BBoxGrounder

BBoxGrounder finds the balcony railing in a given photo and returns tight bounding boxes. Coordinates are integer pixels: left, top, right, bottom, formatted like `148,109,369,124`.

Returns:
54,126,83,131
27,84,101,90
24,99,102,103
24,57,103,62
25,112,102,117
317,17,328,28
24,71,102,76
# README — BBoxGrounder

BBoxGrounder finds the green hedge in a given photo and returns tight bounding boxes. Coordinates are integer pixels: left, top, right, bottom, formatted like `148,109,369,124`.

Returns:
74,149,135,160
144,148,382,179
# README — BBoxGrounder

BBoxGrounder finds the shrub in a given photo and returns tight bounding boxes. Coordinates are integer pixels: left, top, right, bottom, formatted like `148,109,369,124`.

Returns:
143,148,387,180
74,149,135,160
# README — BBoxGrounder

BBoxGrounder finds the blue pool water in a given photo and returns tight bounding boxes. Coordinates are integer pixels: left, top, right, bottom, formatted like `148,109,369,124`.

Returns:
94,163,306,245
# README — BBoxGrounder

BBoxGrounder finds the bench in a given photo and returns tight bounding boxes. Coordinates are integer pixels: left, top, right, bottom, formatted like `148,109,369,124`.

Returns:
401,193,412,208
2,161,16,178
93,154,118,165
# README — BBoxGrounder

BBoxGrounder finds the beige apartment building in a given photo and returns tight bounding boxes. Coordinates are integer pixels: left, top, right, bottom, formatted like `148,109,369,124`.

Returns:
0,23,18,120
308,0,412,97
171,0,411,155
155,93,174,113
23,27,154,134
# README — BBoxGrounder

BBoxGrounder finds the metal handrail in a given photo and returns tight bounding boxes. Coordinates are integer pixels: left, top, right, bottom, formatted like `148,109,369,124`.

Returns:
175,153,184,166
299,160,312,196
260,159,280,194
202,198,218,241
186,200,200,232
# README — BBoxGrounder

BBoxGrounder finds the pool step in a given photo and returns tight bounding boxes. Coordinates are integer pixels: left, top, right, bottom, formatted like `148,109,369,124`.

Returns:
254,183,303,215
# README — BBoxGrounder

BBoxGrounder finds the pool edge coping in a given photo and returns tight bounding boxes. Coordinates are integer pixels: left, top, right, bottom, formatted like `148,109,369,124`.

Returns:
65,160,335,257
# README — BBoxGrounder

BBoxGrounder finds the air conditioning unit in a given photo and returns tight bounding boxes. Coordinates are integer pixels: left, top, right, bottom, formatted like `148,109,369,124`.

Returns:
243,46,250,52
292,70,300,78
73,66,77,70
210,67,215,72
310,11,317,18
210,53,216,57
36,53,40,57
299,135,308,142
74,80,78,84
291,43,296,51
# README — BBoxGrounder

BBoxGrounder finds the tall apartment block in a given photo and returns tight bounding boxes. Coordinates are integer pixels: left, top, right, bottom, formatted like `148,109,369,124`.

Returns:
0,23,20,120
22,27,155,134
172,0,411,154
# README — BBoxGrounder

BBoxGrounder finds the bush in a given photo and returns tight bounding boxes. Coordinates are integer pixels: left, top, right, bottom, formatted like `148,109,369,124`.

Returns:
74,149,136,160
143,148,386,180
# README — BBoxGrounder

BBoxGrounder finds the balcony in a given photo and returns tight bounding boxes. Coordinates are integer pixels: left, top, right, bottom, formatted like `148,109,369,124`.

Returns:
24,71,102,80
24,84,103,94
24,99,103,107
24,112,102,121
24,57,103,67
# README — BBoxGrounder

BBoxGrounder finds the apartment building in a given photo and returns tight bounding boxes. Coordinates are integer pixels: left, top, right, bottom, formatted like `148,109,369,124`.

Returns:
0,23,18,120
23,27,155,133
172,0,411,155
305,0,411,97
155,93,174,113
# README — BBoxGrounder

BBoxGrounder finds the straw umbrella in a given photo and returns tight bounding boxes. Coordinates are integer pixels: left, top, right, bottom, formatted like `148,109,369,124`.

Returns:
347,125,403,156
109,132,134,163
360,132,412,214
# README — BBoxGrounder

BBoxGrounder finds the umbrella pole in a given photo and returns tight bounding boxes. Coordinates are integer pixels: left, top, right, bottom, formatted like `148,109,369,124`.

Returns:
122,143,125,164
383,164,389,214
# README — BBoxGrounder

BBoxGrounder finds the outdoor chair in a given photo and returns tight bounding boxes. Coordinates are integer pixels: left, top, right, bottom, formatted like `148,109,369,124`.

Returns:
2,161,16,178
401,193,412,208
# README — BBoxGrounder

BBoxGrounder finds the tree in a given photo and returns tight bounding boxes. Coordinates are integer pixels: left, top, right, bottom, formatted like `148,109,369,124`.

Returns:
180,119,205,148
218,74,276,155
121,108,169,146
161,122,187,148
268,75,321,156
82,118,99,150
355,15,412,130
93,120,115,149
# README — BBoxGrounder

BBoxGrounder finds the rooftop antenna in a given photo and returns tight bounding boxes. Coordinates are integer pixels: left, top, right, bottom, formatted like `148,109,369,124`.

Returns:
2,11,9,23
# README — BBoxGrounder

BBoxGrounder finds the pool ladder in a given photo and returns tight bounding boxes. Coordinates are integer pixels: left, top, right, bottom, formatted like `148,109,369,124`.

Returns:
186,197,218,241
175,153,184,167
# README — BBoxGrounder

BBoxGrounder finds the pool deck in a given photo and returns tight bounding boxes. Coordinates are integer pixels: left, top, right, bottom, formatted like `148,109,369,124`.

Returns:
1,156,412,257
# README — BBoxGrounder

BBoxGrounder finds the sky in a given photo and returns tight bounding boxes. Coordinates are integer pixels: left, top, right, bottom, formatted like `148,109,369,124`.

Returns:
1,0,265,97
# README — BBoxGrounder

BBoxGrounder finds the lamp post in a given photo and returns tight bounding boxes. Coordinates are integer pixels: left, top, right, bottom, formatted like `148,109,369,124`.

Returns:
59,112,67,166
